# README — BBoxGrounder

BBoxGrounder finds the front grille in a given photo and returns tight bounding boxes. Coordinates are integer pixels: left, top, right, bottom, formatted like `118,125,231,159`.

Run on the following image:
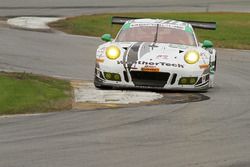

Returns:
130,71,170,87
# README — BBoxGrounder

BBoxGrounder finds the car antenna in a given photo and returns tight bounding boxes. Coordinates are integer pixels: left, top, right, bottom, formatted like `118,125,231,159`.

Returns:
150,24,159,50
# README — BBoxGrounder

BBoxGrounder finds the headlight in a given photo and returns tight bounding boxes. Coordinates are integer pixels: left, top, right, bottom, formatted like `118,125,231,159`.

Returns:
184,51,200,64
179,77,198,85
106,46,120,60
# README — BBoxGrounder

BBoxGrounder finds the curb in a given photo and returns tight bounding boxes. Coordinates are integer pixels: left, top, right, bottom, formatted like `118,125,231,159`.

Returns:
7,17,64,32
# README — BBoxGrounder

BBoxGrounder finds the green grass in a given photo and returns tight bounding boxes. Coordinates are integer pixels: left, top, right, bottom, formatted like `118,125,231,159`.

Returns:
49,12,250,50
0,72,72,115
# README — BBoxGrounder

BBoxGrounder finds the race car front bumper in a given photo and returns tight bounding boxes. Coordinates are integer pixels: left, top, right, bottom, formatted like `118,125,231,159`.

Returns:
94,65,210,91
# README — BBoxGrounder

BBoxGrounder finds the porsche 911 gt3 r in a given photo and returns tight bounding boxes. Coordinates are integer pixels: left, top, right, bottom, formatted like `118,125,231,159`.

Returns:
94,16,217,91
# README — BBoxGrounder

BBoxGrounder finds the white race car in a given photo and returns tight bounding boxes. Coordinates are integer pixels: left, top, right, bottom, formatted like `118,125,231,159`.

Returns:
94,16,217,91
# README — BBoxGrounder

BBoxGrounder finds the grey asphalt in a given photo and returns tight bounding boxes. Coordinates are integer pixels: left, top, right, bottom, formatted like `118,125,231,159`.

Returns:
1,48,250,166
0,0,249,16
1,0,250,167
0,27,100,80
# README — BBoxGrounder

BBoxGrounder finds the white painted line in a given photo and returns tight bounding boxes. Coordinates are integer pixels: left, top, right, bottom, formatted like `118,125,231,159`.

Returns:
7,17,64,30
73,82,163,104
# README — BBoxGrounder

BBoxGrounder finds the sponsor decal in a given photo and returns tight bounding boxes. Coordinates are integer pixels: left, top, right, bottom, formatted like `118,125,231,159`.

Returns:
130,66,138,70
169,44,188,49
117,60,184,68
130,23,185,30
199,64,209,69
141,67,160,72
96,58,104,63
156,55,169,60
96,47,105,57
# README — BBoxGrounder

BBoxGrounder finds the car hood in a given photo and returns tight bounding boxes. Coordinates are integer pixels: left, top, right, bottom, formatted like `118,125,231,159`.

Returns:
116,42,199,65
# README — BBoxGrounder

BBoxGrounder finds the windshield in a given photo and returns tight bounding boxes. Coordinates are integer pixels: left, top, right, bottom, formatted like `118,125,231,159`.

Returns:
116,25,196,46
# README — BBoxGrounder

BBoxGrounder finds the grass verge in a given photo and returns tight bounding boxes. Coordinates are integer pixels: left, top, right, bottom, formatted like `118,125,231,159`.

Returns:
0,72,72,115
50,12,250,50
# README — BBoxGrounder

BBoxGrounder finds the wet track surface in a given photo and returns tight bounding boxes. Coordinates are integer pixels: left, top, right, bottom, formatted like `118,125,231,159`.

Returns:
0,1,250,167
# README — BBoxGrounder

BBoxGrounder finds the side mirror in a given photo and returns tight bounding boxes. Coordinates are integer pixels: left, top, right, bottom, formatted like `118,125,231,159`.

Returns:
202,40,213,48
101,34,112,42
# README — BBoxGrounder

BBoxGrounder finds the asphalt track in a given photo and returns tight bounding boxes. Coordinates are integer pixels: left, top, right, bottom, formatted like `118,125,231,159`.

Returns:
0,0,250,16
1,1,250,167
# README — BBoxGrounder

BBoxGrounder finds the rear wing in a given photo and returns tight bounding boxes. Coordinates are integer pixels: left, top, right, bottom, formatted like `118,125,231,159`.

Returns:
112,16,216,30
112,16,138,25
